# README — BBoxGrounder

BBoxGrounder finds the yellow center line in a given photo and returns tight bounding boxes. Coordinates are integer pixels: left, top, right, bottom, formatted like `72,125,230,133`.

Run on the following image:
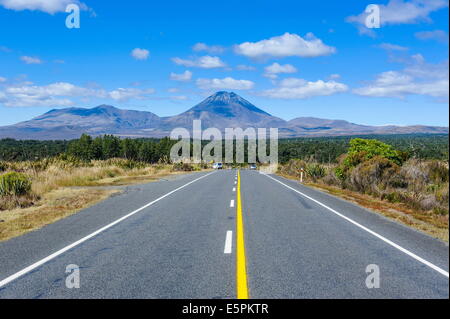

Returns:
236,170,249,299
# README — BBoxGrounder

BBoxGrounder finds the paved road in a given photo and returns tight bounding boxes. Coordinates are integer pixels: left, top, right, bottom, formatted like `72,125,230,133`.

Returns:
0,170,448,298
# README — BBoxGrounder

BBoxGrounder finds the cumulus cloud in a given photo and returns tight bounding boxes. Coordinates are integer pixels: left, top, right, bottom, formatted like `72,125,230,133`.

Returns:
353,55,449,102
172,56,226,68
234,32,336,59
261,78,348,99
131,48,150,60
264,63,297,79
196,77,254,90
192,43,225,54
415,30,449,43
0,82,156,107
347,0,449,35
20,56,43,64
170,70,193,82
0,0,88,14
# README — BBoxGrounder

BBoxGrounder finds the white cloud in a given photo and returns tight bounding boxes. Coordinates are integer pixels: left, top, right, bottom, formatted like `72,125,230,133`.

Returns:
1,82,103,107
0,82,156,107
378,43,409,51
261,78,348,99
20,56,43,64
167,88,180,93
172,56,226,68
170,70,193,82
0,76,6,83
192,43,225,54
415,30,449,43
131,48,150,60
196,77,254,90
347,0,448,34
236,64,256,71
234,32,336,59
353,56,449,102
108,88,155,101
264,63,297,79
0,0,87,14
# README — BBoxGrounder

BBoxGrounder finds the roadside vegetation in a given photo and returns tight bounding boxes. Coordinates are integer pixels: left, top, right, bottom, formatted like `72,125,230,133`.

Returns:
278,138,449,241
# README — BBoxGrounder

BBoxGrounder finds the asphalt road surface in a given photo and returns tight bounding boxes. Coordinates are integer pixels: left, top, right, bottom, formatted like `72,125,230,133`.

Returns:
0,170,448,298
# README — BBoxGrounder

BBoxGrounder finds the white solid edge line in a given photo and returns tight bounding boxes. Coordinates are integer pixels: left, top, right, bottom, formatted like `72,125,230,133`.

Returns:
230,200,235,208
264,174,449,278
224,230,233,254
0,171,216,288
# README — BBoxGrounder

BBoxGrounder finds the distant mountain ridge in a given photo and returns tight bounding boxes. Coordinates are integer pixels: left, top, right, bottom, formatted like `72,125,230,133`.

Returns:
0,91,447,140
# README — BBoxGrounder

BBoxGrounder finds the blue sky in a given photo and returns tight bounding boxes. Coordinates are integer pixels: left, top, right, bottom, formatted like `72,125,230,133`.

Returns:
0,0,448,127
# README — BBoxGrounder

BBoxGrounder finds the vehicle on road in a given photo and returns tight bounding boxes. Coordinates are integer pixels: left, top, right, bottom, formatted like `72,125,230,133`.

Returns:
249,164,257,170
212,162,223,169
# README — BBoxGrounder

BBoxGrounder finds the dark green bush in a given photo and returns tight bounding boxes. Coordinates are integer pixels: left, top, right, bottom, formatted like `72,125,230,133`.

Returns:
345,138,404,166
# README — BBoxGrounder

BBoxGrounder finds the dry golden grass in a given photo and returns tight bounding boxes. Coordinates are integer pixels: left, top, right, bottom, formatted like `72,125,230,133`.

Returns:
30,165,168,195
0,160,204,242
279,172,448,242
0,187,118,241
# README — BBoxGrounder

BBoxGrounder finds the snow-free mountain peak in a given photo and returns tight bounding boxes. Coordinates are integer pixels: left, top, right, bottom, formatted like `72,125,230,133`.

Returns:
0,92,447,139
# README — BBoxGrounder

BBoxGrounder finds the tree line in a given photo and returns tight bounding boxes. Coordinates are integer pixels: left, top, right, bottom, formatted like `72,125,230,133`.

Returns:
0,133,448,163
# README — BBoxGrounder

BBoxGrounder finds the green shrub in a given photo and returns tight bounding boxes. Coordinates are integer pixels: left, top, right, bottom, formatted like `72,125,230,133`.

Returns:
345,138,404,167
334,166,346,181
383,191,404,203
0,172,32,196
306,163,325,181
